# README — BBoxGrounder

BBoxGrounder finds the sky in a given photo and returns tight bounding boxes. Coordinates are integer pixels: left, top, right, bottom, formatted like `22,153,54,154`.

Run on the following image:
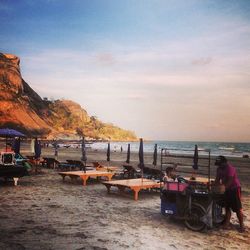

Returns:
1,0,250,142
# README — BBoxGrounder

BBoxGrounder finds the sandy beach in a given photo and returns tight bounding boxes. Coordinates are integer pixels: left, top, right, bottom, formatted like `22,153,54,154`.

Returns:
0,146,249,250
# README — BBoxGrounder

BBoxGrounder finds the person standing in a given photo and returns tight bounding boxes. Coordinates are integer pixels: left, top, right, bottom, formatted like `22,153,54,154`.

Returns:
215,155,245,232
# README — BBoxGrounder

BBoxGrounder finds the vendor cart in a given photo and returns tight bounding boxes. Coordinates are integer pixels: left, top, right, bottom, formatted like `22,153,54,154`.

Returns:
160,147,225,231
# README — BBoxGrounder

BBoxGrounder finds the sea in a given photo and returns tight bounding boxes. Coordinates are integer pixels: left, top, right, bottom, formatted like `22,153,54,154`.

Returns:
90,141,250,158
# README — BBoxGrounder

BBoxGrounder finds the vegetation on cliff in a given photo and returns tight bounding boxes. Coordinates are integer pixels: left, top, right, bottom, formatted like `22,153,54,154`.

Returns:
0,53,137,140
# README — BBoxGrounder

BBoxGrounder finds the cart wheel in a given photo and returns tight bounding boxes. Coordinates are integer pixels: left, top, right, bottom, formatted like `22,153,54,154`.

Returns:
184,203,206,232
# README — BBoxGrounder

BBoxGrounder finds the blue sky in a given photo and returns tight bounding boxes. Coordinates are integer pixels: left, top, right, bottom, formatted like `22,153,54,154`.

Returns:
1,0,250,141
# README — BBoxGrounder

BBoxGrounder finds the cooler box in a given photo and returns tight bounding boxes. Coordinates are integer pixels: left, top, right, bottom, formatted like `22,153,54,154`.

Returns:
161,199,177,215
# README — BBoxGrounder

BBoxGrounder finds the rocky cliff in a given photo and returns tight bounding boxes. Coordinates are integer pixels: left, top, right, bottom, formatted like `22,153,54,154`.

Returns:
0,53,137,140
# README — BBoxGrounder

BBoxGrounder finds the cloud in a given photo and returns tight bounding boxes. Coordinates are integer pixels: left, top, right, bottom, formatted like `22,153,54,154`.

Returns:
125,94,147,100
17,14,250,141
191,57,212,66
95,53,116,66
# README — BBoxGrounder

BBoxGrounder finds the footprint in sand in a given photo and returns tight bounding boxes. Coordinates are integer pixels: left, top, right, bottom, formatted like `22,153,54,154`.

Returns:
92,246,108,250
97,238,109,243
74,232,88,239
169,244,177,249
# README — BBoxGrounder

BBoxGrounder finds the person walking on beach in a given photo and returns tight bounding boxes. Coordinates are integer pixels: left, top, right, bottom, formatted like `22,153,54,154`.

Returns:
214,155,245,232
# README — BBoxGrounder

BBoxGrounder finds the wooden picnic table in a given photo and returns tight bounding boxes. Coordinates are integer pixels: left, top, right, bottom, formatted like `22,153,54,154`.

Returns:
102,178,161,201
58,170,115,186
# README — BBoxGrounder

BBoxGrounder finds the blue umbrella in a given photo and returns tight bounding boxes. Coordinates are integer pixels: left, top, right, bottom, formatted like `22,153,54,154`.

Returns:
34,138,41,159
153,144,157,166
107,142,110,162
0,128,26,151
193,144,198,170
126,143,130,164
0,128,26,138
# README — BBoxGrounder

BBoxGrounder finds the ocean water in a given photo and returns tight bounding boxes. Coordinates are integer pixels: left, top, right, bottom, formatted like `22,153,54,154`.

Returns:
91,141,250,158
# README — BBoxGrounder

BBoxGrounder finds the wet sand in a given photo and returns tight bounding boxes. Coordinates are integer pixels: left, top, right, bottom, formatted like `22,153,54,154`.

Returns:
0,146,249,250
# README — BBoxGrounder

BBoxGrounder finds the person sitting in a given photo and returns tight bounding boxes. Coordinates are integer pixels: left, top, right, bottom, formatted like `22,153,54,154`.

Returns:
163,167,177,182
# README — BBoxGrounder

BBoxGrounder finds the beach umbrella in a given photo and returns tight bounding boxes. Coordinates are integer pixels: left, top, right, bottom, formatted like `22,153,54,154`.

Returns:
107,142,110,162
0,128,26,138
126,143,130,164
53,140,58,159
193,144,199,170
138,138,144,179
153,144,157,166
138,138,144,168
81,136,87,173
30,139,35,154
34,138,41,159
13,137,21,154
0,128,26,151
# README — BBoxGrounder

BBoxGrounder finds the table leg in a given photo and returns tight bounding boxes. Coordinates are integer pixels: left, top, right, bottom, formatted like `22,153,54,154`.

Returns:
107,174,114,181
13,178,18,186
104,184,111,193
81,176,89,186
60,174,66,181
132,187,140,201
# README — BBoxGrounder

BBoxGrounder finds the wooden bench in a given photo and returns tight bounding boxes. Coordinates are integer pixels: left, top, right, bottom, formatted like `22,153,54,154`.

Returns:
102,178,161,201
58,170,115,186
